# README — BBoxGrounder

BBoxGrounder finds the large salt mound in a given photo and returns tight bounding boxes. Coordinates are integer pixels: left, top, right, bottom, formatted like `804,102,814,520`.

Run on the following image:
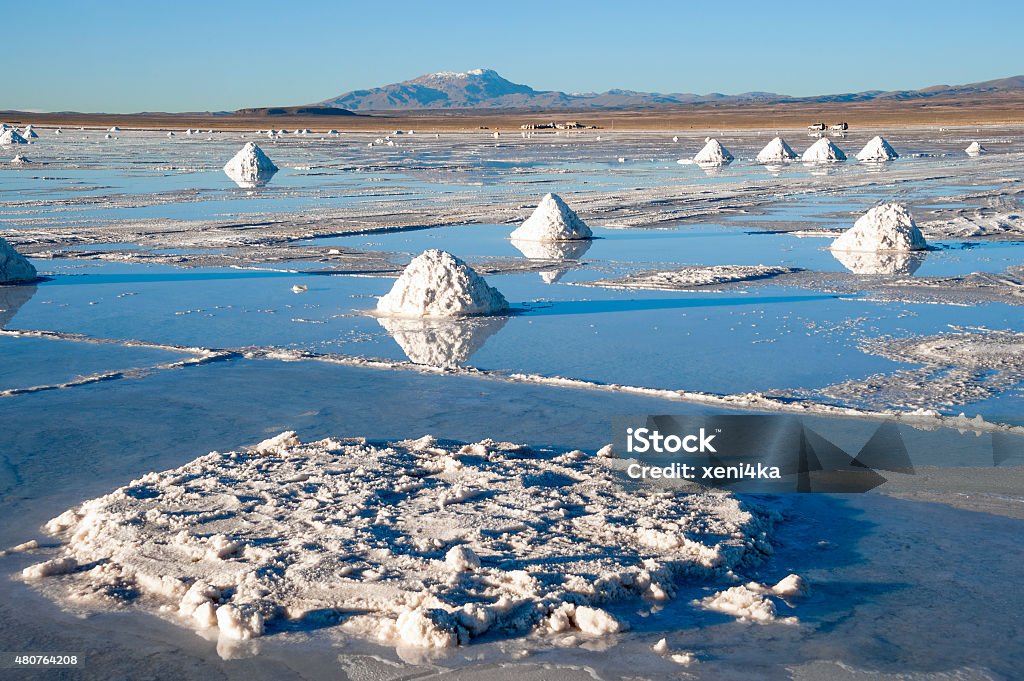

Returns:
965,141,986,156
830,203,928,253
0,237,37,283
693,138,734,166
22,434,772,650
376,249,508,318
22,126,38,139
802,137,846,162
223,142,278,188
856,136,898,162
756,137,798,163
0,129,28,145
509,193,592,241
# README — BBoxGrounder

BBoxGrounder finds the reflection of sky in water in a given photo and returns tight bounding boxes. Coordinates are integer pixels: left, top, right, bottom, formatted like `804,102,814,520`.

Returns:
0,333,184,394
9,258,1024,402
377,314,509,368
304,222,1022,280
3,128,1016,227
831,249,928,275
1,129,1023,418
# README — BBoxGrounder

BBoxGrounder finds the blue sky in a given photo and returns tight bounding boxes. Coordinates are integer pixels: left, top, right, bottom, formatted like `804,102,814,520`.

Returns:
5,0,1023,112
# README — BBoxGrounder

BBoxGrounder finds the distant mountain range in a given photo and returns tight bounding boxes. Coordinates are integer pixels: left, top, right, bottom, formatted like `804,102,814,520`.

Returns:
313,69,1024,112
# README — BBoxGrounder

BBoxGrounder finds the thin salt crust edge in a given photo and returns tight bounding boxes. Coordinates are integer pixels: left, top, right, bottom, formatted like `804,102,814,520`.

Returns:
19,432,784,651
577,264,799,291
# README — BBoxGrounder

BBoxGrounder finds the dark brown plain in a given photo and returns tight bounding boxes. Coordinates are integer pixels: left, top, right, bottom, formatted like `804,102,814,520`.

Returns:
5,91,1024,132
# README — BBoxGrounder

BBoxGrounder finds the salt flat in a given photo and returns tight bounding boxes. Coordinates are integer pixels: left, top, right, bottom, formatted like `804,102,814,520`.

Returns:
1,125,1023,680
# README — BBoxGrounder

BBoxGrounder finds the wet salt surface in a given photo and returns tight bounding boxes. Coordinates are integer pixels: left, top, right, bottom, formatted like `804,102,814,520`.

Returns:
2,127,1024,679
7,257,1022,406
305,221,1024,279
0,334,185,394
3,488,1022,680
4,125,1024,439
3,128,1020,224
0,359,1021,680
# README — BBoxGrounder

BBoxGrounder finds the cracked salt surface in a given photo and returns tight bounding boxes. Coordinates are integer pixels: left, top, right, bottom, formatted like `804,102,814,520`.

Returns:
816,327,1024,412
20,432,775,651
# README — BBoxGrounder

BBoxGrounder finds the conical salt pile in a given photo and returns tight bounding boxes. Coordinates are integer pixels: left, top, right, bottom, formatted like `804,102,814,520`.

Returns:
10,154,30,164
802,137,846,162
22,126,38,139
0,237,37,283
0,129,28,145
109,126,120,132
756,137,798,163
693,138,734,165
856,136,898,161
510,193,592,241
965,142,986,156
223,142,278,188
830,203,927,253
376,249,509,318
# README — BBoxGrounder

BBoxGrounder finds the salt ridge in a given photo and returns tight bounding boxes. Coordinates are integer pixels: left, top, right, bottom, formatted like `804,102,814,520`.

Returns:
5,327,1021,436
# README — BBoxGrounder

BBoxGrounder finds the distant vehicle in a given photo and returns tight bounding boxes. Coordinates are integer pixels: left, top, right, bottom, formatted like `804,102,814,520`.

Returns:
830,122,849,133
807,123,826,131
